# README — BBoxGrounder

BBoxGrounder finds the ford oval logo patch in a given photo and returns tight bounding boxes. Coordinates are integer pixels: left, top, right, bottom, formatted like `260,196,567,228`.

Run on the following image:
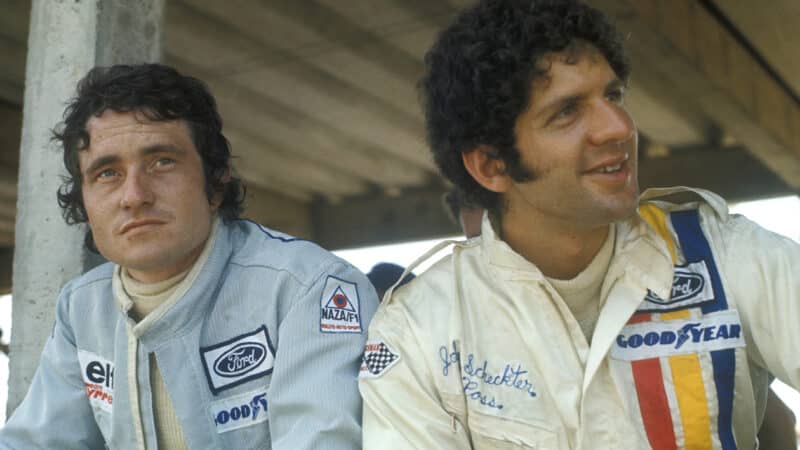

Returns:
639,261,715,313
670,272,704,302
213,343,267,378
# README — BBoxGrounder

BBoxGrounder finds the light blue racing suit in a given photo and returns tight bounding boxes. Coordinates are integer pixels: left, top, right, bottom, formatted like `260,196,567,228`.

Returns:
1,219,378,450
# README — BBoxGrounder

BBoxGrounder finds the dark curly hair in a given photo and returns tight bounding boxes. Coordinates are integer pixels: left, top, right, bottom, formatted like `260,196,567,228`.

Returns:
53,63,245,252
421,0,630,213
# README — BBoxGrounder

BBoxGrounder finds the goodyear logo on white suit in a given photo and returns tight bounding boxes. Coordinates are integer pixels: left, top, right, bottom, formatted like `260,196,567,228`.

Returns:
611,310,745,361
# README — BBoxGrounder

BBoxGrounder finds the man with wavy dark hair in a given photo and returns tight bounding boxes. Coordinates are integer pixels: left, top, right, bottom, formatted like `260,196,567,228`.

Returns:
1,64,378,450
360,1,800,449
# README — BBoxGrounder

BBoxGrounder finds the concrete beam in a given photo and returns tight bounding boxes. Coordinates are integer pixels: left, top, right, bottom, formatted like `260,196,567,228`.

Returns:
591,0,800,189
640,145,796,202
226,128,370,201
10,0,164,415
175,0,426,120
242,184,313,240
314,186,457,250
165,1,434,174
167,57,432,190
253,0,425,83
626,80,710,148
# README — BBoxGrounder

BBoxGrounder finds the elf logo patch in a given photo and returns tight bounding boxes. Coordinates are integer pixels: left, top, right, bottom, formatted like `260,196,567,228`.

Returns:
77,350,114,413
320,276,362,334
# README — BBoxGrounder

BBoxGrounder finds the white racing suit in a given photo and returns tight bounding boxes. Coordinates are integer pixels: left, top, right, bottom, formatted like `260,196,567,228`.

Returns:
360,187,800,450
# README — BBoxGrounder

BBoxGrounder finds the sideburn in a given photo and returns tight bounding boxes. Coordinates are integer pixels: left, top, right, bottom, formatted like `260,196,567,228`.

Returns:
504,147,537,183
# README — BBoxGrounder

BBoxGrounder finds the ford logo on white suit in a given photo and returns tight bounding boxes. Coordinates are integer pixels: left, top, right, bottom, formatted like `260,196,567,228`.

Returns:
213,343,267,378
670,272,704,302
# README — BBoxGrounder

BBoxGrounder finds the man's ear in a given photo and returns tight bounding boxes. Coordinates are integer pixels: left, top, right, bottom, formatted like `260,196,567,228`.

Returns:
462,145,512,193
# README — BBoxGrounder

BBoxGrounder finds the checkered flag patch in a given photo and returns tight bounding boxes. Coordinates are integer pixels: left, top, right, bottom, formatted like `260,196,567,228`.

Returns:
360,341,400,379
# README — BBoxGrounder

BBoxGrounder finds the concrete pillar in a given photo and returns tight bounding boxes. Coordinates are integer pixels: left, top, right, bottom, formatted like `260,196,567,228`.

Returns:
9,0,164,415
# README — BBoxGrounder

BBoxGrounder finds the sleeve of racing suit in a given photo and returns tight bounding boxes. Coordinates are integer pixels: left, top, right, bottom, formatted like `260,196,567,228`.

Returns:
0,285,106,449
717,212,800,389
359,300,472,449
267,260,379,450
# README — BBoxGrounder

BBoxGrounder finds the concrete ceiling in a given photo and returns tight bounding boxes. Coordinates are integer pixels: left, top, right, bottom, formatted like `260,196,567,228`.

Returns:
0,0,797,270
714,0,800,100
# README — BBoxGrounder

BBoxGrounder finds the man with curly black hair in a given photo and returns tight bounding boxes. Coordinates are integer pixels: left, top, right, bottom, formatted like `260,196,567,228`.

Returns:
359,1,800,449
1,64,378,450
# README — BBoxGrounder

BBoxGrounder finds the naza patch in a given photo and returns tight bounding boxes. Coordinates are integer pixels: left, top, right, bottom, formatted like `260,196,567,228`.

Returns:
611,310,745,361
209,388,269,434
320,275,362,334
200,325,275,395
77,350,114,413
638,261,715,312
359,340,400,379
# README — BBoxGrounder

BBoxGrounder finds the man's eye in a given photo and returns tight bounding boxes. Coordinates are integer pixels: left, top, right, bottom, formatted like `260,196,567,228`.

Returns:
555,103,578,120
606,88,625,104
155,158,176,168
96,169,118,180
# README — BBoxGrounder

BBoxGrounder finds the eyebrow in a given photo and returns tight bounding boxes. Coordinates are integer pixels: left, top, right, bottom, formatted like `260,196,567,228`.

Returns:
82,144,187,178
536,77,626,121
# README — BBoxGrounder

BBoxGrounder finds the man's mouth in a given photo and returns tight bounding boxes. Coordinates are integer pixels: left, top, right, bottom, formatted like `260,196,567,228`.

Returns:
119,219,164,235
596,161,624,173
587,153,629,174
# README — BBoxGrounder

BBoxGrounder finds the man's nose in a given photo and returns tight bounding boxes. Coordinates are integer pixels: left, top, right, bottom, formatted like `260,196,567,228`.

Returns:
588,100,635,147
119,170,154,209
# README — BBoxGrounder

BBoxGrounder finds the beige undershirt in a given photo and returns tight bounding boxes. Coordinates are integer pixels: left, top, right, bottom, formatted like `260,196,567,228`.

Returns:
116,221,217,450
546,224,615,343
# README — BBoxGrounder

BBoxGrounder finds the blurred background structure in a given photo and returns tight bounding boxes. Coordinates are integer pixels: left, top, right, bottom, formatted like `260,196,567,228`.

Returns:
0,0,797,420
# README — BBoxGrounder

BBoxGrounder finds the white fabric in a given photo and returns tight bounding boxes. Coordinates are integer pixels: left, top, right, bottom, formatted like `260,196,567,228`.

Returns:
114,219,218,450
360,186,799,450
547,224,614,342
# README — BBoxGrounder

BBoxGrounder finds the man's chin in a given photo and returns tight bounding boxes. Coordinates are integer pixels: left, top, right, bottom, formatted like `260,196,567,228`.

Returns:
602,190,640,222
113,251,176,277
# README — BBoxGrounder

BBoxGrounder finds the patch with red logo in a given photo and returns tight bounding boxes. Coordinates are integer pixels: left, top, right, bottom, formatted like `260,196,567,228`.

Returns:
359,340,400,378
77,350,114,413
320,276,362,334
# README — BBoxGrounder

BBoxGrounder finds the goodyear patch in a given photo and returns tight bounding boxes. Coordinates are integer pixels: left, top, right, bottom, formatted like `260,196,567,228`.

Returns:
611,310,745,361
210,388,269,433
77,350,115,413
320,276,362,334
639,261,715,312
359,340,400,379
201,326,275,395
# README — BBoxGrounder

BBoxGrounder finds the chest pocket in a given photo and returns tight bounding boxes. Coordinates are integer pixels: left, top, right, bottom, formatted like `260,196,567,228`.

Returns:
468,411,559,450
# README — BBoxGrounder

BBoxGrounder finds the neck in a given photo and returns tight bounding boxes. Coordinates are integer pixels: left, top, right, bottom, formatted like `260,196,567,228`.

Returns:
500,209,610,279
125,242,206,284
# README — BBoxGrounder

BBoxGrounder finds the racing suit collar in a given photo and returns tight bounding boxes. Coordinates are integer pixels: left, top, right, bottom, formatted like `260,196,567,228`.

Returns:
480,199,674,300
